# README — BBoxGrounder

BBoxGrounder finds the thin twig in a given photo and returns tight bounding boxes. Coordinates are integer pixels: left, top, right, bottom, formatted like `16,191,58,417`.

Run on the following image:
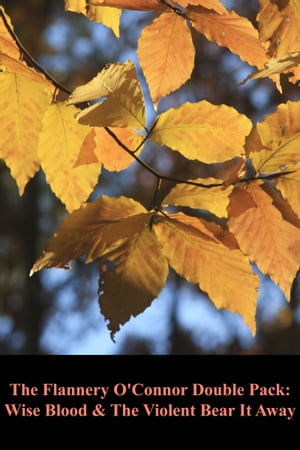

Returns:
0,8,71,95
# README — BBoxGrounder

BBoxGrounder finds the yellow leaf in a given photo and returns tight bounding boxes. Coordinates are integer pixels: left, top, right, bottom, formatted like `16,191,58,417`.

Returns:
187,8,267,70
99,225,169,336
154,212,259,334
64,0,86,14
65,0,120,37
68,61,146,129
241,51,300,84
228,182,300,300
0,72,50,194
76,127,144,171
0,54,55,93
0,7,20,59
257,0,300,57
150,101,252,163
273,162,300,219
137,12,195,105
90,0,167,11
246,101,300,174
30,195,148,274
37,102,100,212
180,0,227,14
87,5,120,37
163,177,232,218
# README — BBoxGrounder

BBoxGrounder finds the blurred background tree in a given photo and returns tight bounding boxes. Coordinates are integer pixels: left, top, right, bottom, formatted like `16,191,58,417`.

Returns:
1,0,300,354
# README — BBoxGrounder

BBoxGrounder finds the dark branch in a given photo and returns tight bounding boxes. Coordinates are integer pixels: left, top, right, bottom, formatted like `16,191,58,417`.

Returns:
1,7,294,195
0,8,71,95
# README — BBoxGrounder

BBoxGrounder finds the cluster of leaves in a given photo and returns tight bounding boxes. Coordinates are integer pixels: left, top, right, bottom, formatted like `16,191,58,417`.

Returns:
1,0,300,339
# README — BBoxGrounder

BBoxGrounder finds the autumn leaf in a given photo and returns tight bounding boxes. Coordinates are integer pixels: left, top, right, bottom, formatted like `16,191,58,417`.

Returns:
257,0,300,57
137,12,195,105
228,182,300,300
89,0,167,12
180,0,227,14
0,53,55,93
0,6,20,59
37,102,100,212
99,225,169,337
272,162,300,219
30,195,149,273
0,72,51,194
64,0,121,37
75,127,144,171
240,51,300,84
30,195,168,336
162,177,232,218
262,181,300,229
187,7,267,70
154,212,259,334
68,61,146,129
246,101,300,175
150,101,252,163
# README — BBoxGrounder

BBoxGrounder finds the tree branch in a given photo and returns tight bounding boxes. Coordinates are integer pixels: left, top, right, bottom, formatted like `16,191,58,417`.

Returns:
2,7,294,196
0,8,71,95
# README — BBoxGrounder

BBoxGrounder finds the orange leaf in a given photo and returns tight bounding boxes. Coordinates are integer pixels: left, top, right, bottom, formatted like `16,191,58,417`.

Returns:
75,127,144,172
137,12,195,105
180,0,227,13
257,0,300,57
0,7,20,59
154,212,259,334
90,0,167,11
228,182,300,300
272,162,300,220
187,8,267,70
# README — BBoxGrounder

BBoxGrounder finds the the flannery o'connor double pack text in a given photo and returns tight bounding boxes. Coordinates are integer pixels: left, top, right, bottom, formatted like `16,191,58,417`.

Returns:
4,382,296,419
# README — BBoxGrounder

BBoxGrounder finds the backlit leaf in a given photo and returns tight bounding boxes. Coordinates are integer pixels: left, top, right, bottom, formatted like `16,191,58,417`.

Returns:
154,212,259,334
180,0,227,13
137,12,195,105
257,0,300,57
99,225,169,337
228,182,300,300
273,162,300,219
75,127,144,171
90,0,167,11
187,8,267,70
0,6,20,59
37,102,100,212
150,101,252,163
68,61,146,129
0,54,55,93
246,101,300,174
0,72,50,194
30,195,148,274
64,0,86,14
65,0,120,37
87,5,120,37
163,177,232,218
241,51,300,84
